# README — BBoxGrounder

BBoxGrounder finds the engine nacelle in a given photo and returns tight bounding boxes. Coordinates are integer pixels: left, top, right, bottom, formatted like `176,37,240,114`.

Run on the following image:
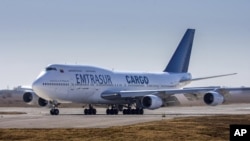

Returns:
203,91,224,106
38,97,49,107
141,95,163,110
23,92,38,104
23,92,49,107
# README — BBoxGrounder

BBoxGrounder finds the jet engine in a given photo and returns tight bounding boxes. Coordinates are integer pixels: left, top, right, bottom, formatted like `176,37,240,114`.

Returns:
141,95,163,110
203,91,224,106
23,91,49,107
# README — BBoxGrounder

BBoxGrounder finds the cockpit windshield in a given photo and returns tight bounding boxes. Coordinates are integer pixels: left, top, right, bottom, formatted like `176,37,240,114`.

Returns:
46,67,57,71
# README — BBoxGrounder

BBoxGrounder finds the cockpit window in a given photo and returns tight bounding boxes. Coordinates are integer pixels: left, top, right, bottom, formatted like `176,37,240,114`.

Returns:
46,67,57,71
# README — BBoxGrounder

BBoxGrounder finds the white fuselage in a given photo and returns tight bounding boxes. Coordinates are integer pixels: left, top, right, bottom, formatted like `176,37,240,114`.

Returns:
32,64,191,104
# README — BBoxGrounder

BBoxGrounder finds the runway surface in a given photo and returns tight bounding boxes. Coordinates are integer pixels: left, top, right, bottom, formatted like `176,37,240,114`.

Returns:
1,104,250,128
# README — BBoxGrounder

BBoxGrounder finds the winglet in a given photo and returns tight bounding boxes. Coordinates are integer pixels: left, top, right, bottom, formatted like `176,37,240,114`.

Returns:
164,29,195,73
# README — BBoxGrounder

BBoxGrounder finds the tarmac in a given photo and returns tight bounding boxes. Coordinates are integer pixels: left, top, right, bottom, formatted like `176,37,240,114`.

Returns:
1,104,250,128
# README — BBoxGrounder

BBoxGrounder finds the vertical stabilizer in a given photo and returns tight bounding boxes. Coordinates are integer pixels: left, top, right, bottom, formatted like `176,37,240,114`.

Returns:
163,29,195,73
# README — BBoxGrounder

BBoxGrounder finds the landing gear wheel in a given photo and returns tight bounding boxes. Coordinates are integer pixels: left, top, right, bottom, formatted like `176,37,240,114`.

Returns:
106,109,118,115
50,109,54,115
84,107,97,115
84,109,88,115
93,109,97,115
54,109,59,115
106,104,119,115
123,109,127,115
139,108,144,115
114,109,118,115
122,108,144,115
50,109,59,115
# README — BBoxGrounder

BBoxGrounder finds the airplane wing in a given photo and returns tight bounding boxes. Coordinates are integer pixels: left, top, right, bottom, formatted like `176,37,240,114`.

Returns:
101,73,241,100
181,73,237,82
101,86,250,100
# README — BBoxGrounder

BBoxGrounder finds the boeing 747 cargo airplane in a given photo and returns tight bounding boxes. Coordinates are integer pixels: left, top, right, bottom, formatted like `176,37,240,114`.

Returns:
23,29,250,115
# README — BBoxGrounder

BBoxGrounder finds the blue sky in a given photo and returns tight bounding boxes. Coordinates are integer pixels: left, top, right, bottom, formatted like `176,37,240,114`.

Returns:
0,0,249,89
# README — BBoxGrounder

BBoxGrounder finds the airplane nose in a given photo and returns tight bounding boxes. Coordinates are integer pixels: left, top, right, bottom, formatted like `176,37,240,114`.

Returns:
32,77,50,100
32,78,42,93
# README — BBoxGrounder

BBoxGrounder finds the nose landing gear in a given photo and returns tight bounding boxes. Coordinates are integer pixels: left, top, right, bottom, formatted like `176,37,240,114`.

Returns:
50,108,59,115
50,101,60,115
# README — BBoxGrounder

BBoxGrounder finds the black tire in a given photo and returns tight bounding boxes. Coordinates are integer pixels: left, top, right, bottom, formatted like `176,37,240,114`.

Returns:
114,109,118,115
106,109,110,115
93,109,97,115
127,109,131,115
84,109,88,115
135,109,139,114
131,109,136,114
123,109,127,115
87,109,92,115
139,109,144,115
50,109,54,115
54,109,59,115
110,109,114,115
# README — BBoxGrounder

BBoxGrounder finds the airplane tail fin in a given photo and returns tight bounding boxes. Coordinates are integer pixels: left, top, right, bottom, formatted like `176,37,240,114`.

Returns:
163,29,195,73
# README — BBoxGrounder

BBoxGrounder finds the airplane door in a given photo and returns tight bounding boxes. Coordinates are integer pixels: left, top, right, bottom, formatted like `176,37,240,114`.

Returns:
69,78,75,91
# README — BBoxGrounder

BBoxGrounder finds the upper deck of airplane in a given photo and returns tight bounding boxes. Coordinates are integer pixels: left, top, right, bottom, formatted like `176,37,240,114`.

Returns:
45,64,112,73
45,64,173,76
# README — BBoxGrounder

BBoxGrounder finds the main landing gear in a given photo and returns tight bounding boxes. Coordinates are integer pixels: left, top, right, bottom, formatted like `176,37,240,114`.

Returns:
84,104,97,115
123,108,144,115
106,104,129,115
106,105,119,115
106,104,144,115
122,103,144,115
